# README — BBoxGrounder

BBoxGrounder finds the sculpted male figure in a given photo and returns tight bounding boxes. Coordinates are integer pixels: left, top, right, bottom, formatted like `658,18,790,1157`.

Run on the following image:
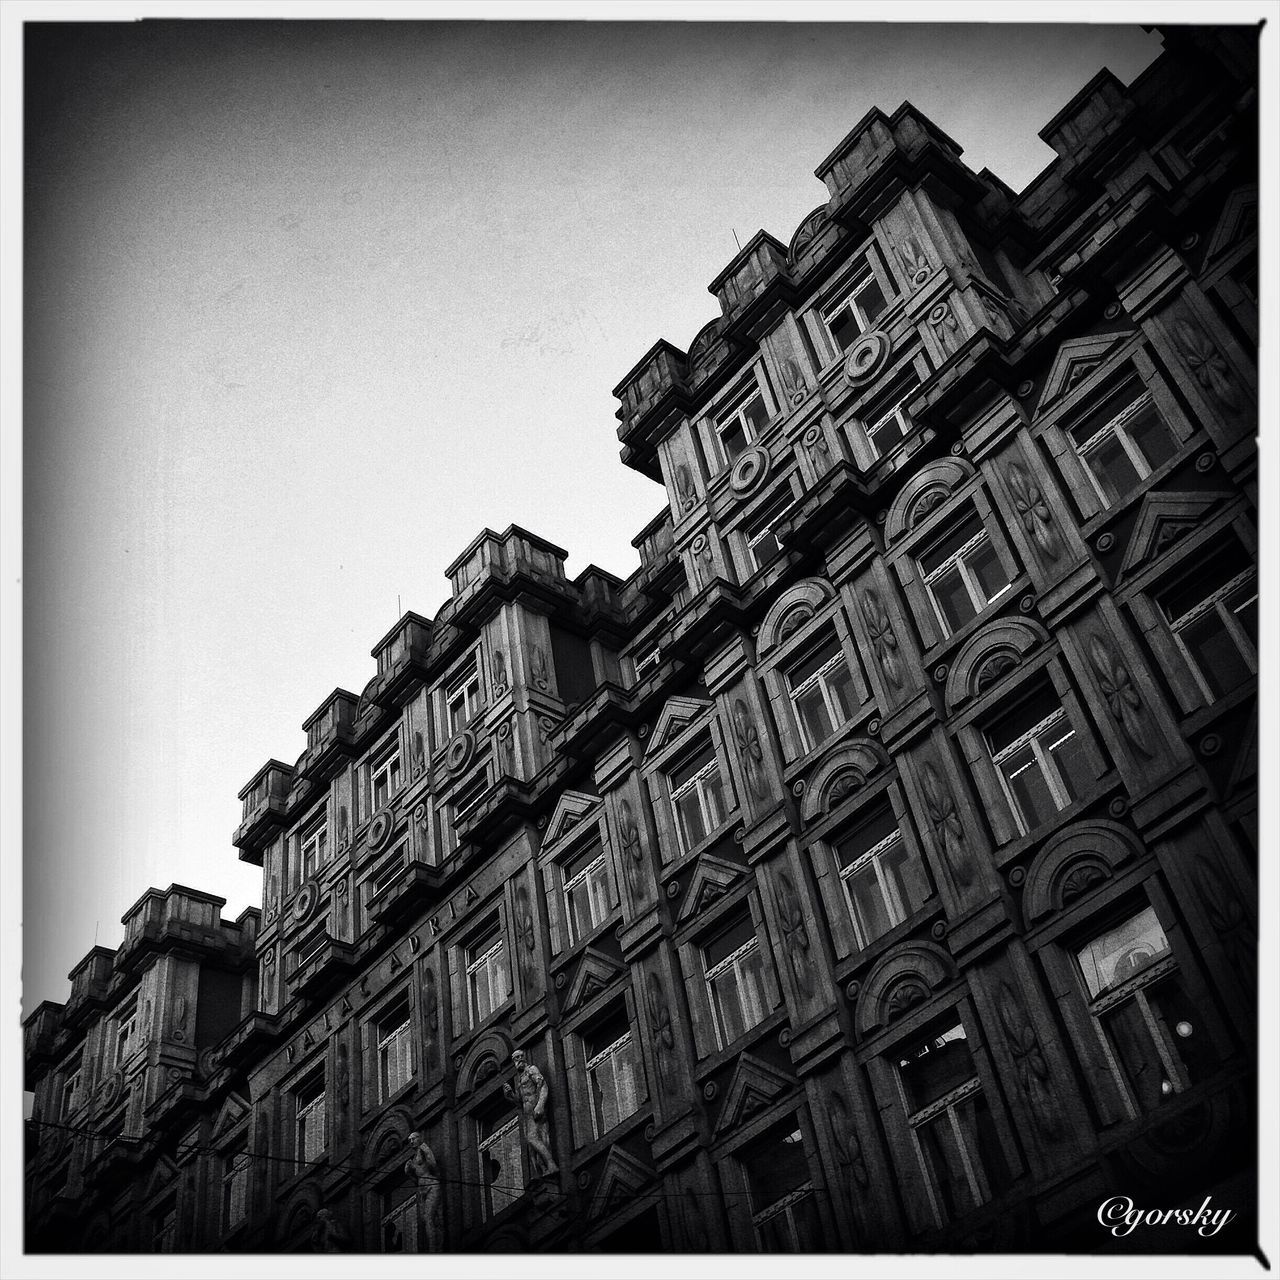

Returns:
404,1130,443,1252
312,1208,349,1253
503,1047,557,1178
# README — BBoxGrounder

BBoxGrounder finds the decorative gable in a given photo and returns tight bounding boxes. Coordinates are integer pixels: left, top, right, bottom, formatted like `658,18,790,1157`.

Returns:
588,1144,655,1219
144,1153,180,1201
211,1089,251,1144
645,696,714,759
675,854,743,923
713,1052,795,1135
1205,185,1257,264
1118,490,1232,578
563,947,626,1013
1035,331,1129,415
544,789,602,848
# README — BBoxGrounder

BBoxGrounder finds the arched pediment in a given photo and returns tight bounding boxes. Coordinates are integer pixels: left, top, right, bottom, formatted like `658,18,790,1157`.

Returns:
855,940,954,1036
884,458,975,545
1035,331,1129,415
757,578,837,658
277,1179,323,1244
788,205,830,263
1022,819,1141,923
362,1106,415,1170
687,319,723,369
800,739,889,823
944,617,1049,711
456,1027,514,1098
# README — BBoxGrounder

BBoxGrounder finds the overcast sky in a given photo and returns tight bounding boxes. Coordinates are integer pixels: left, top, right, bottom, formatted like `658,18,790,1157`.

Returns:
22,18,1164,1012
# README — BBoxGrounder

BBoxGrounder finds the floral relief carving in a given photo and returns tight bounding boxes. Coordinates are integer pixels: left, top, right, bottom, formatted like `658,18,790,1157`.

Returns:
921,760,975,889
513,881,537,989
1193,855,1256,1001
337,805,350,850
1172,309,1242,412
336,1043,350,1111
496,720,516,777
859,587,904,691
645,971,677,1093
1006,460,1062,563
884,977,930,1021
732,698,768,802
780,356,808,406
772,868,816,999
1087,633,1155,759
675,463,698,513
1060,861,1108,904
828,1089,870,1191
617,798,647,905
802,424,830,467
491,649,509,697
995,980,1061,1141
896,234,931,286
411,731,427,778
422,967,440,1069
530,645,551,693
929,300,960,353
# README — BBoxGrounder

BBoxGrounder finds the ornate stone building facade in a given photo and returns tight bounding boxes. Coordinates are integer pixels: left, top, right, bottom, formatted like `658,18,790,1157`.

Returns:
26,26,1258,1253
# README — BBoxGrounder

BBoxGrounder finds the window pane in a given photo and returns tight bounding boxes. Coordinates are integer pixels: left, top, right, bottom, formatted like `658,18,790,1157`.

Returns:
827,662,856,723
1149,977,1214,1086
742,392,769,433
566,881,595,942
834,806,897,865
881,838,927,919
918,516,985,574
704,916,756,969
675,788,708,848
965,538,1009,603
737,946,770,1030
710,969,746,1043
1076,906,1170,998
1181,611,1251,698
829,306,860,353
787,639,841,688
930,565,975,632
1082,434,1139,505
1001,743,1056,829
720,421,749,463
1045,722,1089,801
869,410,906,455
1102,1000,1169,1111
916,1112,975,1220
1126,401,1177,471
899,1024,975,1112
855,275,888,320
669,746,715,792
743,1125,810,1210
954,1090,1011,1200
750,528,781,567
701,768,727,830
846,858,894,948
1228,583,1258,646
795,684,833,748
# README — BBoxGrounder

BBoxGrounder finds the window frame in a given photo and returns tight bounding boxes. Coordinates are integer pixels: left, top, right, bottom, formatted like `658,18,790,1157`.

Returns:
477,1106,525,1221
299,809,328,883
221,1136,251,1234
1067,389,1177,508
465,918,511,1029
702,912,773,1051
1161,565,1257,703
917,514,1013,639
739,1119,823,1251
667,738,729,855
562,837,615,947
374,995,414,1103
783,630,857,753
581,1008,647,1141
115,999,138,1066
985,695,1088,836
831,803,928,953
294,1069,327,1170
445,662,483,738
821,256,892,358
714,382,770,470
369,735,403,813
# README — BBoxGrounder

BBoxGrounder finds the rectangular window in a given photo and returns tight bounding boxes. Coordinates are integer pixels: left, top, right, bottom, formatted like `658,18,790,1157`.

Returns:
833,804,929,950
152,1197,177,1253
1068,384,1177,507
447,665,483,736
466,920,510,1027
745,498,789,573
668,741,728,851
865,379,920,458
1075,906,1212,1115
370,739,403,812
61,1067,81,1120
583,1008,646,1139
442,776,486,857
741,1121,822,1251
1159,547,1257,700
300,810,328,881
703,914,770,1048
222,1141,250,1232
823,263,889,354
376,997,413,1101
478,1109,525,1219
986,690,1090,834
715,384,770,467
563,839,614,945
897,1021,1010,1225
115,1000,138,1066
294,928,328,971
295,1072,326,1168
635,646,663,680
785,633,856,751
918,513,1012,635
381,1187,418,1252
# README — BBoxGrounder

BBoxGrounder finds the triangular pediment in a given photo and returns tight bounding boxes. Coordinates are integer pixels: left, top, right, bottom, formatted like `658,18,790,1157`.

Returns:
714,1052,795,1135
1205,185,1257,264
1036,332,1129,415
544,789,602,848
564,947,625,1013
676,854,743,923
144,1153,180,1201
645,696,714,759
588,1144,655,1219
211,1089,251,1144
1118,490,1233,577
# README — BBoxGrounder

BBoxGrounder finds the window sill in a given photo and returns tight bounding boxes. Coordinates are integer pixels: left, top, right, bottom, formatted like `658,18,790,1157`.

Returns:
570,1106,651,1165
990,778,1119,870
833,900,943,979
454,998,516,1047
551,911,625,975
661,819,742,880
918,573,1031,668
694,1006,788,1078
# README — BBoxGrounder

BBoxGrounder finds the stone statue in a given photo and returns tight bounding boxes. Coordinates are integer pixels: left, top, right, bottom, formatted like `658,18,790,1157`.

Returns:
312,1208,349,1253
503,1048,557,1179
404,1131,443,1252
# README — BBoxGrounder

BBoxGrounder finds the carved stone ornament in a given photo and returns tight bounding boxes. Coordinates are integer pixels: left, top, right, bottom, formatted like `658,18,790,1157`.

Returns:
504,1050,558,1179
689,532,714,588
921,760,975,889
828,1089,871,1192
444,727,475,775
404,1132,444,1252
513,881,537,988
995,980,1061,1141
337,805,350,850
790,207,827,262
675,463,698,513
292,881,319,922
618,798,647,904
896,234,932,286
411,731,427,778
974,649,1020,693
1005,460,1062,562
496,720,516,776
530,644,551,692
732,698,768,802
802,424,829,465
491,649,509,697
780,356,808,406
336,1043,350,1110
843,330,891,386
645,971,677,1093
1087,632,1154,758
859,587,904,690
1193,855,1256,1001
368,808,394,853
537,714,559,744
1172,308,1242,412
773,869,816,998
312,1208,351,1254
422,966,440,1068
929,301,960,353
729,444,771,498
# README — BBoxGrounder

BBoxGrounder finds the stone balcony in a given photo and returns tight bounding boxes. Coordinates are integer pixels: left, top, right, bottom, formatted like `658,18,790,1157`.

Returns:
63,947,115,1028
298,689,359,782
366,857,443,928
233,759,292,860
288,933,357,1001
117,884,244,974
446,525,572,627
612,340,693,480
23,1002,64,1083
366,611,434,709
